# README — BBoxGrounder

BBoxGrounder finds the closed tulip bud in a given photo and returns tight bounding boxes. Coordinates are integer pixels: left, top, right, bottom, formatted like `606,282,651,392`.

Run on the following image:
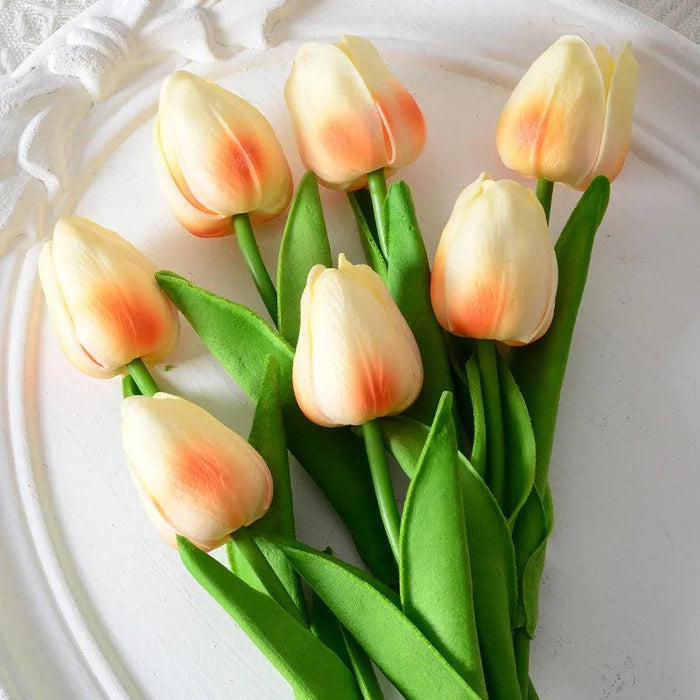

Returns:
121,393,273,551
154,70,293,237
293,255,423,427
496,36,638,188
38,217,179,378
285,35,426,190
431,174,558,346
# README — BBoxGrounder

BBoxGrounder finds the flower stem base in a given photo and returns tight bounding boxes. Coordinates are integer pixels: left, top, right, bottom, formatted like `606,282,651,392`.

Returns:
126,358,159,396
367,168,389,258
233,213,278,323
536,178,554,223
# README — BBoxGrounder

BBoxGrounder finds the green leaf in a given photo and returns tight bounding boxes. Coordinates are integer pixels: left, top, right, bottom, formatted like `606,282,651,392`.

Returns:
513,486,554,637
177,537,359,700
499,357,536,529
529,677,540,700
382,417,520,700
511,176,610,490
228,357,307,618
277,172,332,346
157,271,396,586
273,540,481,700
312,575,384,700
347,189,389,282
310,591,353,669
384,182,454,424
339,628,385,700
311,549,384,700
465,356,486,478
399,393,487,698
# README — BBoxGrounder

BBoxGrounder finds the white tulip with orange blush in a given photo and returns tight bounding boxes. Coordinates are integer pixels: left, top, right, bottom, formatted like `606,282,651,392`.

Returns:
121,393,273,551
38,216,179,378
431,174,558,346
496,35,639,188
293,254,423,427
154,70,293,237
285,35,426,190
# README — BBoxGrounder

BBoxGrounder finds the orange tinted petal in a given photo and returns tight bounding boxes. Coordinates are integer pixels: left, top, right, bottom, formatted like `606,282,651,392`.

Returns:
154,119,234,237
340,36,426,169
158,71,291,218
293,255,423,426
50,217,179,371
121,393,273,546
496,35,605,186
285,42,387,189
431,177,557,345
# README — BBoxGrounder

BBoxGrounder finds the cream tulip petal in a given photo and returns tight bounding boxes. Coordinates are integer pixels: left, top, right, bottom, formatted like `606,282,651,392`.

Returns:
159,71,291,217
38,241,116,378
594,45,615,96
294,257,422,426
523,251,559,345
339,35,426,170
121,394,272,546
496,35,606,187
431,174,489,331
584,42,639,187
285,42,388,189
51,217,179,371
293,265,337,427
154,119,234,237
433,179,557,344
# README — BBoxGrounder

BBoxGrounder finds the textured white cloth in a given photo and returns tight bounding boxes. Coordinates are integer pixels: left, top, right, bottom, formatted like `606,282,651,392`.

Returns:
0,0,698,75
0,0,94,74
622,0,700,43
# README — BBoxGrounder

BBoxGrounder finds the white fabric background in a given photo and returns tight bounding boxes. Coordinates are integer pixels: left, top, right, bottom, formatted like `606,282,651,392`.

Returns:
0,0,698,75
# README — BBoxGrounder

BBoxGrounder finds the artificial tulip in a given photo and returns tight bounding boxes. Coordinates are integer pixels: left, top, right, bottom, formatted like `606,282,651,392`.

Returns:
293,254,423,428
38,216,179,379
285,35,426,190
496,35,639,189
431,174,558,346
294,254,423,561
155,70,293,236
121,392,273,551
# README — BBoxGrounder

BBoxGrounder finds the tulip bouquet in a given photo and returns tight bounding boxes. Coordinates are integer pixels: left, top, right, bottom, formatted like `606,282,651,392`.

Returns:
39,33,637,699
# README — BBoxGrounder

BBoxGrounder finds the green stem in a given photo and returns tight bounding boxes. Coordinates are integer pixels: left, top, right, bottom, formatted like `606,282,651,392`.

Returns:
514,628,530,699
126,358,159,396
535,178,554,224
230,528,306,626
367,168,389,258
476,340,506,508
233,213,278,323
362,420,400,562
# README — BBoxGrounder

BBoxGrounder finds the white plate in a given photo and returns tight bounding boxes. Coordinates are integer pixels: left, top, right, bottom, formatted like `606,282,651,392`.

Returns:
1,0,699,697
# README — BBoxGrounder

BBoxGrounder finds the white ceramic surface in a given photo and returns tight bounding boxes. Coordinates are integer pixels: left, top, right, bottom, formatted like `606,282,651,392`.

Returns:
1,0,699,698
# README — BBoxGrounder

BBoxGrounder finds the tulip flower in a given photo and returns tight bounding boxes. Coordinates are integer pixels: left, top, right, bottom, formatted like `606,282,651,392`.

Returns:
121,392,305,623
293,254,423,427
121,392,273,550
293,254,423,560
496,36,638,191
285,36,426,191
38,216,179,380
430,174,558,346
155,70,292,320
286,35,427,256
